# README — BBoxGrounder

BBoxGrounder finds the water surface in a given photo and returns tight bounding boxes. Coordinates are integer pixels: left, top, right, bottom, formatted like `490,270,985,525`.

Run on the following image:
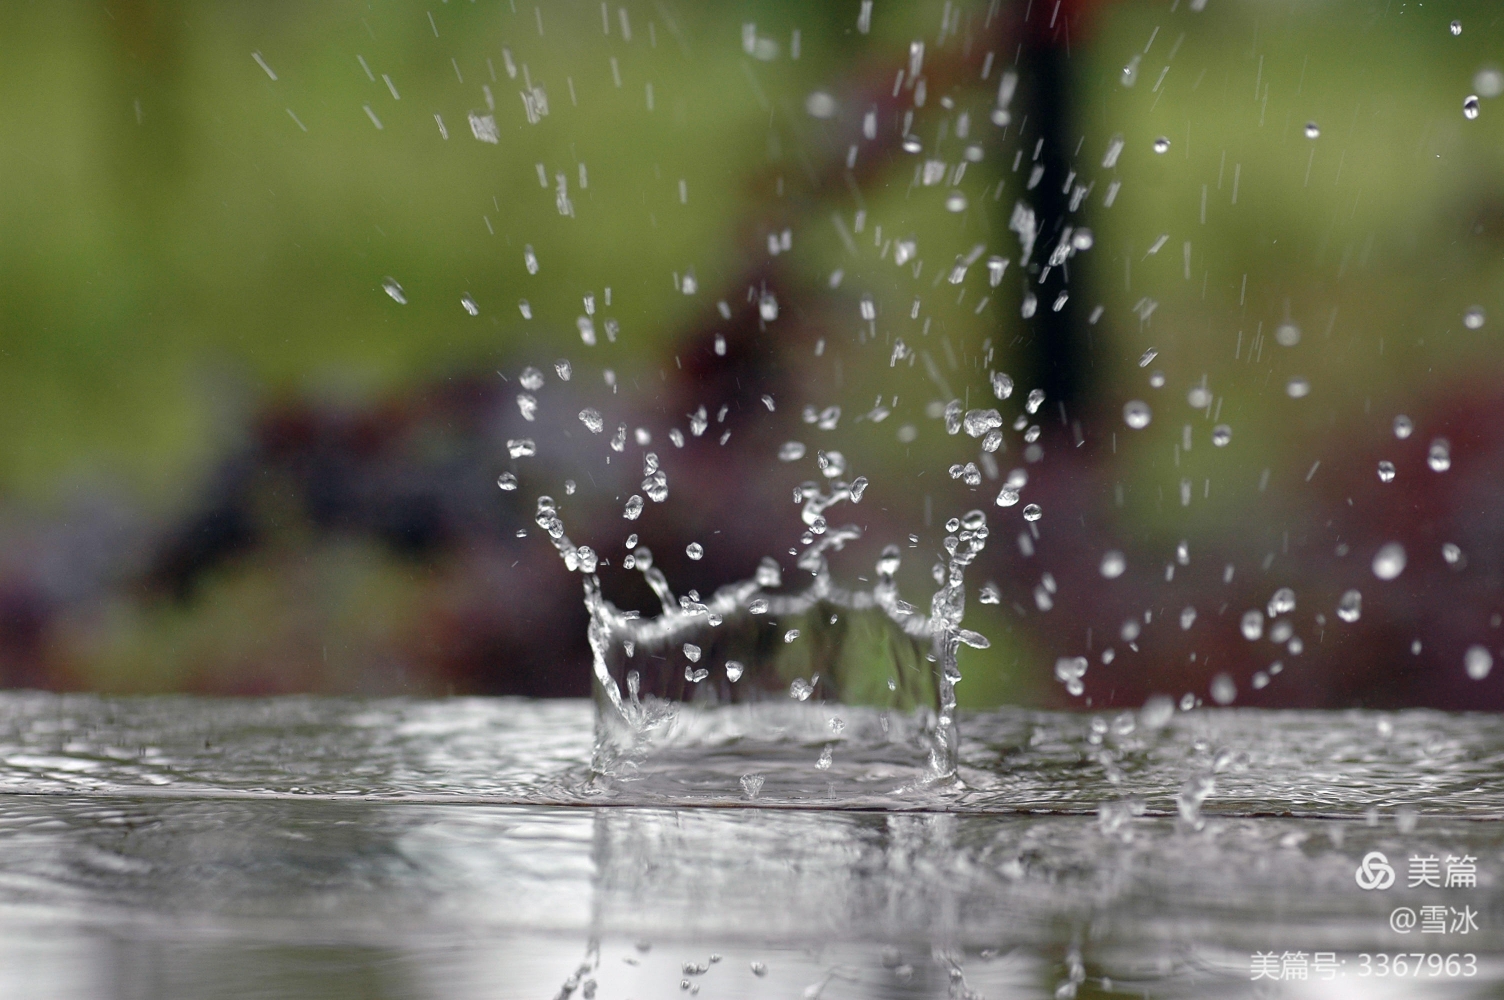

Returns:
1,695,1501,998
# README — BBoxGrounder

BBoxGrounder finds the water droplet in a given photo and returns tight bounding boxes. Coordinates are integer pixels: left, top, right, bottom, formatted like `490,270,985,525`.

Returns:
683,643,701,663
756,557,782,588
1451,19,1463,35
1285,376,1310,398
804,90,837,118
1464,94,1481,119
381,277,407,304
1211,424,1232,447
778,441,806,462
577,408,604,434
519,367,545,391
515,393,538,421
1464,307,1486,329
1025,388,1046,414
686,543,704,560
815,745,833,770
990,371,1014,399
1377,460,1396,483
758,293,779,321
1071,228,1094,250
1138,348,1158,367
523,245,539,274
1428,438,1452,472
1304,121,1320,139
1267,587,1297,616
623,495,643,520
784,629,801,644
1148,370,1166,389
979,581,1001,604
725,660,744,682
740,774,764,799
995,487,1019,507
507,438,536,459
1337,589,1362,623
1443,542,1464,566
1179,606,1197,630
963,408,1003,437
944,191,968,212
1274,323,1301,347
1476,67,1504,98
496,472,518,491
1122,400,1152,429
1209,673,1236,705
518,300,533,319
748,598,768,615
1466,645,1493,680
1100,550,1126,578
1372,542,1407,580
1187,385,1212,409
1152,136,1170,154
1022,503,1042,522
460,293,479,315
1393,414,1413,439
789,677,813,699
1240,610,1264,641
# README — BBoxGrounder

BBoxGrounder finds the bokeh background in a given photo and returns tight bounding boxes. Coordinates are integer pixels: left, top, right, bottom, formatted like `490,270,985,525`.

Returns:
2,0,1502,708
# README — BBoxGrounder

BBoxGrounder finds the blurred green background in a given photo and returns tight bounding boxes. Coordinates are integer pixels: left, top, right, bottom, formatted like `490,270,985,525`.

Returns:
2,0,1502,708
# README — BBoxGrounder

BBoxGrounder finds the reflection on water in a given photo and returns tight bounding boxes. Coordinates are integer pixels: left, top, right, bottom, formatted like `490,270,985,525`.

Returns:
1,695,1502,997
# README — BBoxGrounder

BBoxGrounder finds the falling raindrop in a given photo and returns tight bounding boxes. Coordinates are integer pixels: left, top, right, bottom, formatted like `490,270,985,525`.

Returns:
1451,19,1463,36
1274,323,1301,347
623,495,643,520
1304,121,1320,139
461,294,479,316
1285,377,1311,398
523,245,539,273
554,359,572,381
1212,424,1232,447
381,277,407,304
995,487,1019,507
1025,388,1046,414
1393,414,1413,439
519,300,533,319
1138,348,1158,367
1428,438,1452,472
1263,597,1296,627
1209,674,1236,705
1377,460,1396,483
686,543,704,560
1443,542,1464,566
507,438,536,458
784,629,801,643
991,371,1014,399
778,441,806,461
1187,385,1212,408
1149,370,1166,389
1465,645,1493,680
1464,95,1481,120
1240,610,1265,641
1372,542,1407,580
725,661,745,682
1152,136,1170,154
496,472,518,491
1179,606,1197,630
1123,400,1152,429
1022,503,1042,522
1337,589,1362,623
1464,307,1486,329
1100,551,1126,578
